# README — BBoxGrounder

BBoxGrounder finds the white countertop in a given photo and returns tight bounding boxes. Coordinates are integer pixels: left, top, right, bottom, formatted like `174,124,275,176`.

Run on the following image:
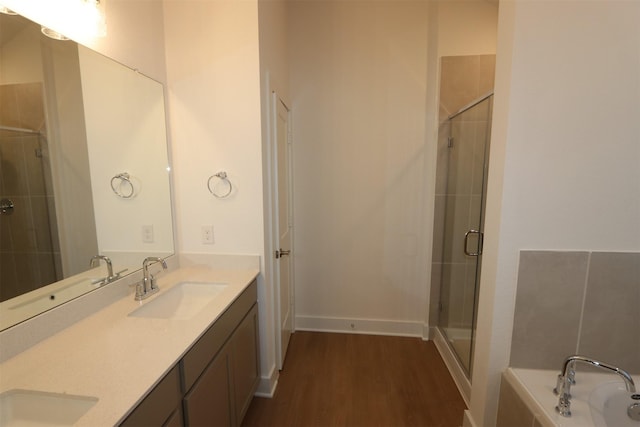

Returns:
0,264,259,426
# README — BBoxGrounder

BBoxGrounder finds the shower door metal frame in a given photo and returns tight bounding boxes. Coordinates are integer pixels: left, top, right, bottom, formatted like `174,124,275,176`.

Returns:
436,93,493,379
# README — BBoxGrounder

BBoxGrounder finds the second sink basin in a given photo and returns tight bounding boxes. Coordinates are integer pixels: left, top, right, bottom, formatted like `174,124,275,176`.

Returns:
128,282,228,319
0,389,98,427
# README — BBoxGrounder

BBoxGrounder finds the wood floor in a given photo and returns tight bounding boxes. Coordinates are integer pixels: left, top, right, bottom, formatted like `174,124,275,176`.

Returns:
242,332,467,427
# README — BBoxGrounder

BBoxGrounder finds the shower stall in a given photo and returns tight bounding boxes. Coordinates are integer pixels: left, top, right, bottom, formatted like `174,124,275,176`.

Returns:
434,93,493,377
0,83,62,302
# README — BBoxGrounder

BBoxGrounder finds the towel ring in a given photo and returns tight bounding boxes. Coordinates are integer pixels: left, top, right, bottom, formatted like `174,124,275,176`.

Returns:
110,172,135,199
207,171,233,198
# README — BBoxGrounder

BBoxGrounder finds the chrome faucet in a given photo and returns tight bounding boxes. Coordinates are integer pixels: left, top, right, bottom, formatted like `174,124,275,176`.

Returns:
554,355,636,417
89,255,118,284
135,257,168,301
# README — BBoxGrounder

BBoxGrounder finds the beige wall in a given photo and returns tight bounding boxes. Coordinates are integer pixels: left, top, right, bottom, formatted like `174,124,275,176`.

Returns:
163,0,274,392
289,1,431,335
437,0,498,58
471,1,640,425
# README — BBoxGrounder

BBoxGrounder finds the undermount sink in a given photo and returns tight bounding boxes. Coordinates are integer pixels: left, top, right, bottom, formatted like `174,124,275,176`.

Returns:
0,389,98,427
128,282,228,319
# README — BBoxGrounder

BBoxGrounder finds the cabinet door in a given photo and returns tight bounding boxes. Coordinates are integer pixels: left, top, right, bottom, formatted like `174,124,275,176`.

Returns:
183,346,233,427
231,304,260,423
120,366,181,427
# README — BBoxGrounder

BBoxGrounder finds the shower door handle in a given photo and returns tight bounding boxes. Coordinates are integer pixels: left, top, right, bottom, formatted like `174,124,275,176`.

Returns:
464,230,483,256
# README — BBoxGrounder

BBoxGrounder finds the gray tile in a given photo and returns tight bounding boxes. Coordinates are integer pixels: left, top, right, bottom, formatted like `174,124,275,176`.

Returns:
439,55,481,121
478,54,497,95
440,262,468,328
435,123,450,196
463,260,479,327
442,195,471,264
578,252,640,374
31,196,54,252
429,262,442,328
510,251,589,369
431,195,446,263
471,120,489,196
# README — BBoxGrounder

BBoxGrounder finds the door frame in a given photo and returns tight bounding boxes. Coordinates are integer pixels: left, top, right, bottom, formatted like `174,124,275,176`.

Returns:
265,87,295,370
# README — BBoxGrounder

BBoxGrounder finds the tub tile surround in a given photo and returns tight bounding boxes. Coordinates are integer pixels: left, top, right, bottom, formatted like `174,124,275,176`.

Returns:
511,250,640,374
0,253,260,425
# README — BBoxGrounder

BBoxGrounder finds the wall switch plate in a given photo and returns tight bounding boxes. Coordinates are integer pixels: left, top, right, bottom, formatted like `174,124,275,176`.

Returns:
142,225,154,243
201,225,214,244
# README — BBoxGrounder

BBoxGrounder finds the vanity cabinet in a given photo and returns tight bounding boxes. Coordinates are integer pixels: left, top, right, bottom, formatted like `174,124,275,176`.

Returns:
230,304,260,422
183,345,233,426
182,280,259,426
120,366,183,427
120,279,259,427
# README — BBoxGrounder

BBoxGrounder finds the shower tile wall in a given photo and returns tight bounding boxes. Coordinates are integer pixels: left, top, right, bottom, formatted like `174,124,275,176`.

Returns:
0,83,60,302
429,54,496,331
511,250,640,374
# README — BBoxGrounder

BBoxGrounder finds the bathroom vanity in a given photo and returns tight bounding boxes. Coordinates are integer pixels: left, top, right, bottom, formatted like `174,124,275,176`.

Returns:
122,278,259,426
0,263,260,426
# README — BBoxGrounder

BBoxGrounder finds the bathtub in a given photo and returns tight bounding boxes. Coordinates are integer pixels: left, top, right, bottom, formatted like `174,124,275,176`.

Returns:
502,367,640,427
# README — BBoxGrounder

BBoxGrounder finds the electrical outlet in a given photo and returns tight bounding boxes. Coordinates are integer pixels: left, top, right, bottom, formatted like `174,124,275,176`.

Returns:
142,225,154,243
201,225,214,244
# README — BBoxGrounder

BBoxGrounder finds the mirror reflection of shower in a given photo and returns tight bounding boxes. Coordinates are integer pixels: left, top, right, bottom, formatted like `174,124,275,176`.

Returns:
0,83,61,302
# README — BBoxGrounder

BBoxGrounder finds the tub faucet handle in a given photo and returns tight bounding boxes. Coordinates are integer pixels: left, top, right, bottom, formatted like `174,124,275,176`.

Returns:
554,355,636,418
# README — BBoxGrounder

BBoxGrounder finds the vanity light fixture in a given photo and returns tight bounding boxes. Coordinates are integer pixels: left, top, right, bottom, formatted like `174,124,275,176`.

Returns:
0,5,17,14
41,26,70,40
14,0,107,40
80,0,107,37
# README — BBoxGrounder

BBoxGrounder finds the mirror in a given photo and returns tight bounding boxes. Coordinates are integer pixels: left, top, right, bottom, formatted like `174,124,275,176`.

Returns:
0,12,174,330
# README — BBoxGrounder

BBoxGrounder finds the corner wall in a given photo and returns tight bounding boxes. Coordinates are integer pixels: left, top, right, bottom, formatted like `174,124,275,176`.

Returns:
470,2,640,425
162,0,271,392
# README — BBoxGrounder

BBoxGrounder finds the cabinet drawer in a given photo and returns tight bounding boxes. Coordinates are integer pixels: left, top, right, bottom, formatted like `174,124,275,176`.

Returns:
180,280,257,392
120,365,181,427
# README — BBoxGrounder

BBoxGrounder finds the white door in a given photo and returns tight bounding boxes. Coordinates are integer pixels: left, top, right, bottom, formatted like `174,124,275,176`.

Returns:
274,96,293,369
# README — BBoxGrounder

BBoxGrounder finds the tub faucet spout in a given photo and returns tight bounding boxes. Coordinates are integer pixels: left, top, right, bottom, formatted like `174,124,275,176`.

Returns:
554,355,636,417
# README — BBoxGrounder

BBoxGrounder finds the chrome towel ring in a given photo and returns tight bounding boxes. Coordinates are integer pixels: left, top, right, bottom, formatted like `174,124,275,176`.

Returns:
110,172,135,199
207,171,233,198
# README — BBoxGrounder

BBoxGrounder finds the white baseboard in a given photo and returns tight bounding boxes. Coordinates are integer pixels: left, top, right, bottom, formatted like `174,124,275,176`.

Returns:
433,327,471,406
295,315,425,337
422,323,430,340
255,365,279,398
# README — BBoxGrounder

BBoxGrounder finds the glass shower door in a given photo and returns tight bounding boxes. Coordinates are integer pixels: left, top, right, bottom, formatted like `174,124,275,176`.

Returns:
438,95,492,376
